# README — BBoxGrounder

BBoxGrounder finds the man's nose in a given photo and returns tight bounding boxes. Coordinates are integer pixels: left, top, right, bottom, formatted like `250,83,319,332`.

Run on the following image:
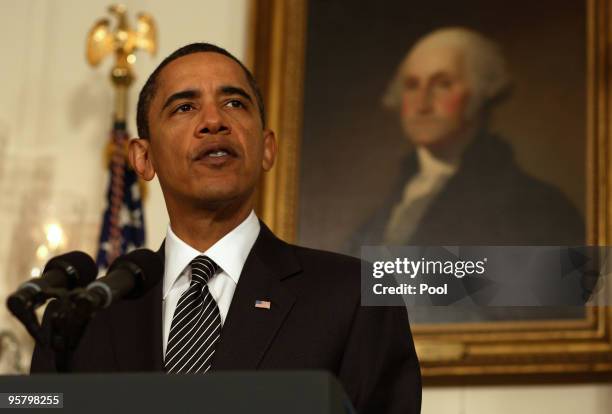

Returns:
414,88,433,114
195,104,230,136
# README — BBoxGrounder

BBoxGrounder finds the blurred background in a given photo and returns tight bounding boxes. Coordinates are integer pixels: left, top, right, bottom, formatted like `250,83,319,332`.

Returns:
0,1,610,413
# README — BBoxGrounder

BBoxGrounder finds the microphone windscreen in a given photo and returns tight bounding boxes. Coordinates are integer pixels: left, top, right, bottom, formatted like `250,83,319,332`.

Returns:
109,249,163,297
43,251,98,289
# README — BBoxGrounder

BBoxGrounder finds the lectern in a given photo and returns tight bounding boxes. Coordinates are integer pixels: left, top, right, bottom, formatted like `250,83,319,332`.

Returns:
0,371,355,413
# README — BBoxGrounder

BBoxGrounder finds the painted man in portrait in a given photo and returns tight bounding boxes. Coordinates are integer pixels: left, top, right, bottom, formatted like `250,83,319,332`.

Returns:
353,27,584,249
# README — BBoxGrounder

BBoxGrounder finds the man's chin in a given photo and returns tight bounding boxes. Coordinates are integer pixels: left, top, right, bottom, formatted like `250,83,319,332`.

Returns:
408,133,455,147
192,187,252,211
403,123,463,144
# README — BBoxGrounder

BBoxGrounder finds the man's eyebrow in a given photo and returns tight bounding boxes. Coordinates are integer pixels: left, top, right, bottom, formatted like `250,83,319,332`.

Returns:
220,85,254,104
161,89,201,112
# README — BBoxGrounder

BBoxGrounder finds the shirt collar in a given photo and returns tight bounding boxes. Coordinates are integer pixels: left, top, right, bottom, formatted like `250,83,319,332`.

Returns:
162,210,260,299
416,146,460,179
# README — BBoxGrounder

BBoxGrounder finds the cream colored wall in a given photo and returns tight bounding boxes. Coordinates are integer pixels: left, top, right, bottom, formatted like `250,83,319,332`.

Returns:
0,1,611,412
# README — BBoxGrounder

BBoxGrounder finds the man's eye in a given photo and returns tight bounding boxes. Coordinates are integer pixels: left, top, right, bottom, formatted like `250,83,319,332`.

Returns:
225,99,245,109
174,103,194,113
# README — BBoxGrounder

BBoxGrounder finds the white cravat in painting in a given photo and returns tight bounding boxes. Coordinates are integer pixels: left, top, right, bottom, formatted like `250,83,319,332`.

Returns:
384,147,460,244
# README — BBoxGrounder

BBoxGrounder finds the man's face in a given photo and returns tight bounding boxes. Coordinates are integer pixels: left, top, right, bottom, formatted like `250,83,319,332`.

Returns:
399,44,474,150
134,52,275,211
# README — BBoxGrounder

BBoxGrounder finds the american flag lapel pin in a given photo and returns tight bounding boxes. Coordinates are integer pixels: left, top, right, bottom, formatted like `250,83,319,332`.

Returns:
255,299,271,310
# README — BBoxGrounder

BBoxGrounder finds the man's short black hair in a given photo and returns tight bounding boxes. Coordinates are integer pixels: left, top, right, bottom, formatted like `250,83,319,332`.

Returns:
136,42,266,139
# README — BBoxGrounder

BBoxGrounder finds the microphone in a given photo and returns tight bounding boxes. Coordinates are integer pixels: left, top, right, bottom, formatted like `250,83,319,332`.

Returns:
76,249,163,314
6,251,97,313
6,251,97,345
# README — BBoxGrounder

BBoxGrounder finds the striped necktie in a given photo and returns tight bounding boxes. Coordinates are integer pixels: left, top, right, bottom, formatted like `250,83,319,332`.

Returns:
165,255,222,374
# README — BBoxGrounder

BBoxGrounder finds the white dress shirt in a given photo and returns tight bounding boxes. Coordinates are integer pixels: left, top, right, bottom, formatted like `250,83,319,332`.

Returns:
384,147,460,244
162,210,260,356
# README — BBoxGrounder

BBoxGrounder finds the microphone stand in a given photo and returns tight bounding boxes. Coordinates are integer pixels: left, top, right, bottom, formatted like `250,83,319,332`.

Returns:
8,287,93,373
45,289,94,373
6,287,55,346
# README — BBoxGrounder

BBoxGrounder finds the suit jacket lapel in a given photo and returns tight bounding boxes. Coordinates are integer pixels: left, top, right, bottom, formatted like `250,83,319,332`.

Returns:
212,222,300,370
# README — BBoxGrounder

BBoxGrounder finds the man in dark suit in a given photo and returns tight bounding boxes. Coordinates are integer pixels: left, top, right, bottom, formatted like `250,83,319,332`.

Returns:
31,43,421,414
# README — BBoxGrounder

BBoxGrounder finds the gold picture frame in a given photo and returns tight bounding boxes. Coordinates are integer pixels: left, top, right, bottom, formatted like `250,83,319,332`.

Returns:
248,0,612,380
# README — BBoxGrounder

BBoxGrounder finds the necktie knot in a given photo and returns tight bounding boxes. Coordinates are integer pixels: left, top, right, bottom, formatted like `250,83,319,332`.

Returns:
189,255,219,286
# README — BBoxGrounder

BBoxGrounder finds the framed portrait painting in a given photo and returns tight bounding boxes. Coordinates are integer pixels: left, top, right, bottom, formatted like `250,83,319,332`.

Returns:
248,0,612,380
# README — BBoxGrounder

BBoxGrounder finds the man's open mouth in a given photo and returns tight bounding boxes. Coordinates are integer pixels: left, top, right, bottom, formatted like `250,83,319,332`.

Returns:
208,150,230,158
194,144,238,161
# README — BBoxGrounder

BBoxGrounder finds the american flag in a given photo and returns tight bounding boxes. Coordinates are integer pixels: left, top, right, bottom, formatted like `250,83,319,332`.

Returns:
255,300,271,309
95,122,145,272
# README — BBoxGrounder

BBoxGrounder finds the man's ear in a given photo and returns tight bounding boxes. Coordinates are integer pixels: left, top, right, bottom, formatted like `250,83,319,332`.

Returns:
128,138,156,181
261,129,277,171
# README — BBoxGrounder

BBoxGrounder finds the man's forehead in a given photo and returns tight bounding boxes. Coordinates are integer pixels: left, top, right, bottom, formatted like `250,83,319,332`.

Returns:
403,44,466,77
156,52,251,97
